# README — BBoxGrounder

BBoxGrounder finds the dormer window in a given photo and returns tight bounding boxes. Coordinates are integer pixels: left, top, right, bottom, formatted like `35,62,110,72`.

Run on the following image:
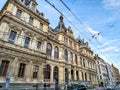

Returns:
16,9,22,18
25,0,30,6
29,17,33,25
31,3,35,11
21,0,24,2
39,23,43,30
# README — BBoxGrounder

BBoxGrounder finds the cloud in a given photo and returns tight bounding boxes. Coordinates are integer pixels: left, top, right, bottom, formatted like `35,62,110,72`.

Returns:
102,0,120,9
99,39,118,48
86,26,99,35
100,46,115,52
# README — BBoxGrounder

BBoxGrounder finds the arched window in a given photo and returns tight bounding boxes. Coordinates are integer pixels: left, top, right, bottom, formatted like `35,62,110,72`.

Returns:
80,57,82,66
70,52,73,63
75,54,78,64
71,70,74,80
54,46,59,59
64,49,68,61
65,68,68,82
53,66,59,81
83,58,85,67
46,43,52,56
43,64,51,80
76,71,79,80
85,73,87,81
82,72,84,81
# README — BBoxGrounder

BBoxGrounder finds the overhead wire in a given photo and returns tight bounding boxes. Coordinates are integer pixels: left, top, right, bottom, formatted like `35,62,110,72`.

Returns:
47,0,120,68
44,0,105,57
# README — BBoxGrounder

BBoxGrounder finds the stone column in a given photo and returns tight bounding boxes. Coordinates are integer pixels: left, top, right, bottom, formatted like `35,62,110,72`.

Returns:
38,64,43,82
68,69,71,80
74,69,76,80
0,58,2,66
68,51,71,64
73,54,75,65
59,66,64,84
29,36,37,50
87,73,89,81
79,71,82,80
50,65,54,83
78,56,80,66
41,64,45,82
59,47,64,61
16,30,25,46
51,45,54,59
42,41,47,53
10,57,18,82
25,61,33,82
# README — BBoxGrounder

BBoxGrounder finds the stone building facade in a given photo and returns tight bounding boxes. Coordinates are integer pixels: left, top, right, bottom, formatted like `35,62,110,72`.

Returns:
95,55,109,85
112,64,120,85
0,0,97,87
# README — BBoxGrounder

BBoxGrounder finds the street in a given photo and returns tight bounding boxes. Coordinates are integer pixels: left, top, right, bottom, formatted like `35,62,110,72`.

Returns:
88,86,120,90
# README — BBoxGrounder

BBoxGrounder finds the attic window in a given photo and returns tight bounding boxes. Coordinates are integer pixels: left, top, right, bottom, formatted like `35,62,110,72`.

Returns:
31,3,35,11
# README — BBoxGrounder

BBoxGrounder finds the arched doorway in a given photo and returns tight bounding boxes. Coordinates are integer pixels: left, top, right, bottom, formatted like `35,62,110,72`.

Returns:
85,72,87,81
54,66,59,90
76,71,79,80
43,64,51,81
65,68,68,83
71,70,74,80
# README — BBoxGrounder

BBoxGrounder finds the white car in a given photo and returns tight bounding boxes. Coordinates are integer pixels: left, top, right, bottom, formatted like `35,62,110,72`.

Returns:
106,84,115,90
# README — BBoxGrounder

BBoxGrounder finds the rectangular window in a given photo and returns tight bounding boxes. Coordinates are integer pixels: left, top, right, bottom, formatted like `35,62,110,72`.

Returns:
24,37,30,48
29,17,33,25
8,31,17,43
39,23,43,30
36,41,41,50
33,65,39,78
0,60,9,76
16,9,22,18
18,63,26,77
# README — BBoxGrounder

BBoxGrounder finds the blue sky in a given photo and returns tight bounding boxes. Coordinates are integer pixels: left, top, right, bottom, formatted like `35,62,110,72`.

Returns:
1,0,120,69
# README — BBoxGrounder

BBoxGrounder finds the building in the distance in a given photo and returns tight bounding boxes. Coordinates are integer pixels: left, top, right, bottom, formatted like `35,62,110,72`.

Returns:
112,64,120,85
95,55,109,86
106,63,115,85
0,0,97,89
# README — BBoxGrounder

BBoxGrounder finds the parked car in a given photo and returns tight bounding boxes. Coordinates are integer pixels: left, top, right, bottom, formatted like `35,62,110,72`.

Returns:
106,84,115,90
72,85,86,90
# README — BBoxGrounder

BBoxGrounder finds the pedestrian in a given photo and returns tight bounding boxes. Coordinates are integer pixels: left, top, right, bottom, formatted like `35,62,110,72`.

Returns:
35,83,39,90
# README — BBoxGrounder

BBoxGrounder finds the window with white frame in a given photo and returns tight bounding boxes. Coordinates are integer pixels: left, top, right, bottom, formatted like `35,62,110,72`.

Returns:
16,9,22,18
36,41,41,51
64,49,68,62
8,30,17,43
33,65,39,78
70,52,73,63
29,17,33,25
46,43,52,57
54,46,59,59
24,37,30,48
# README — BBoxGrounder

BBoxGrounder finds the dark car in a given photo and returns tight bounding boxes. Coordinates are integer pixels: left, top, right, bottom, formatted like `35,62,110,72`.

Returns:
72,85,86,90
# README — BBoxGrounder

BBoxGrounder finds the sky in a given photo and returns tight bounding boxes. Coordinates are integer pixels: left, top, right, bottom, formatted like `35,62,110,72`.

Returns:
0,0,120,69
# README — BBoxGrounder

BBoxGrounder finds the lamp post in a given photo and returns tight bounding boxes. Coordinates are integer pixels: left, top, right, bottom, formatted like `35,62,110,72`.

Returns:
4,67,12,90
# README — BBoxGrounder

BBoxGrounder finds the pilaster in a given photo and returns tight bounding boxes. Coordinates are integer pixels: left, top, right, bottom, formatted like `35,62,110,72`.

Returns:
25,61,33,82
50,65,54,82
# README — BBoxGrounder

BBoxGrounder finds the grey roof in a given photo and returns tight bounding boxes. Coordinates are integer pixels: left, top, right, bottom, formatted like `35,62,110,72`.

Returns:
54,15,66,32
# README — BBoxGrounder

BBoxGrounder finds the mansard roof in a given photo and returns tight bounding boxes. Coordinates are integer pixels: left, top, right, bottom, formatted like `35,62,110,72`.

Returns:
54,15,66,32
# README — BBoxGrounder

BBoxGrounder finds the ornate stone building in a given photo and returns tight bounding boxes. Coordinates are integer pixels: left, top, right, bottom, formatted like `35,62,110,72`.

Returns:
112,64,120,85
0,0,97,87
95,55,109,85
